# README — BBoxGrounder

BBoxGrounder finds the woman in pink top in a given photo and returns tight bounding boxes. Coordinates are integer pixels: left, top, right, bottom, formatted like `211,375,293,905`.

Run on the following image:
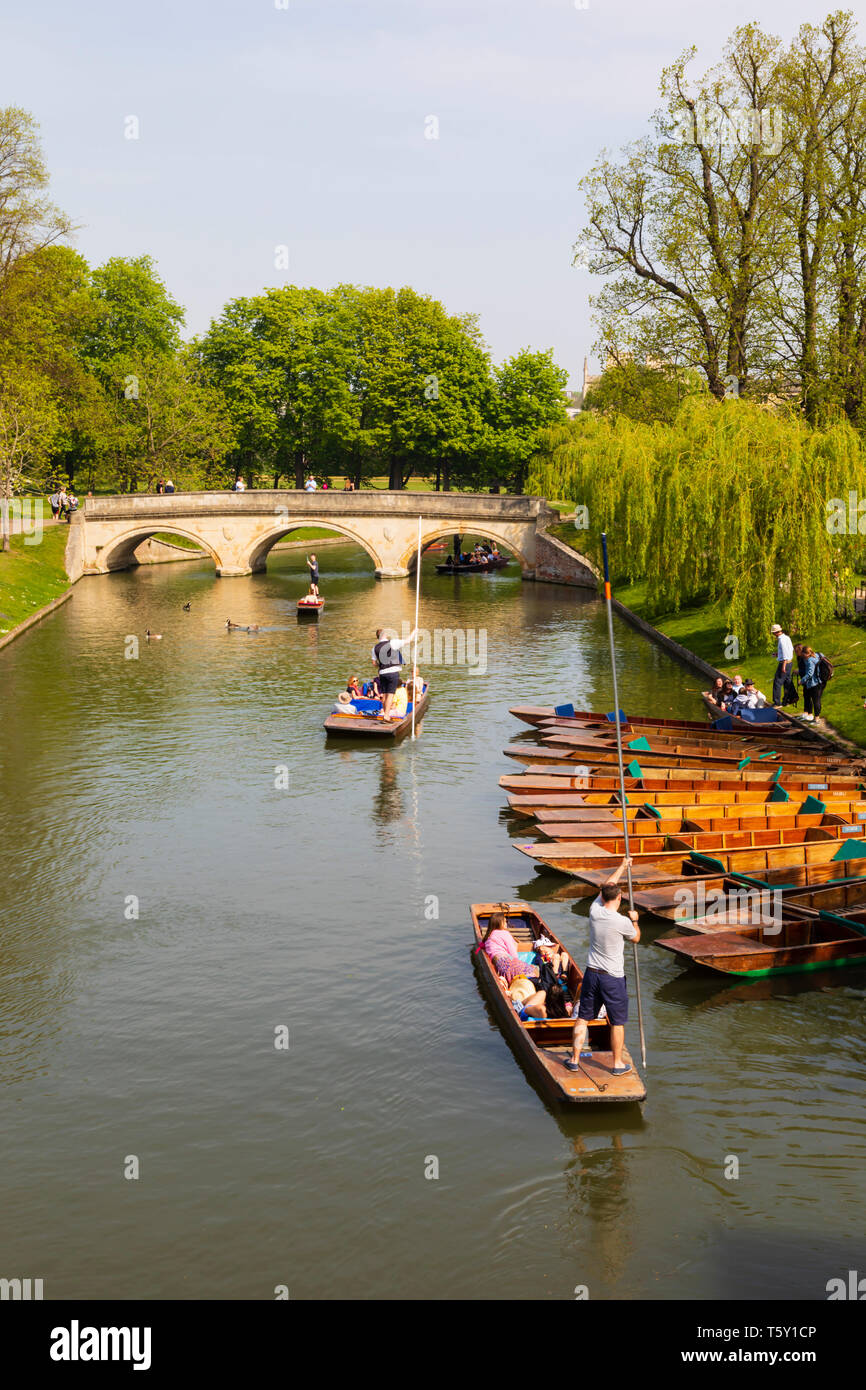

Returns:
475,911,540,984
478,911,521,961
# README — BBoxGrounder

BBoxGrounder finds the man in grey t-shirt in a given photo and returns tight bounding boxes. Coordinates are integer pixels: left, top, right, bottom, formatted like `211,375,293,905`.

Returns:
566,855,640,1077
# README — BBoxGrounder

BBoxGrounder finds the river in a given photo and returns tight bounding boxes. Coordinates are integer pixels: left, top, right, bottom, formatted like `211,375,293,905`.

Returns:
1,541,865,1300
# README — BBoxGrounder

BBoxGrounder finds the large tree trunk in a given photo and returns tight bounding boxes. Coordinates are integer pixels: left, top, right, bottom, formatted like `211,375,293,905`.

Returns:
294,452,304,489
442,459,450,492
388,458,403,490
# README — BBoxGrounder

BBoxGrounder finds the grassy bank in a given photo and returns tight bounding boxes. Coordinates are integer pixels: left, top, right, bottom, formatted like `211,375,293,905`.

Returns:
0,525,71,637
615,581,866,748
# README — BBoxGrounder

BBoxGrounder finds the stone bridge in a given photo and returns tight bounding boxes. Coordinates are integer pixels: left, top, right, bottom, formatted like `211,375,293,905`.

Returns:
68,490,598,586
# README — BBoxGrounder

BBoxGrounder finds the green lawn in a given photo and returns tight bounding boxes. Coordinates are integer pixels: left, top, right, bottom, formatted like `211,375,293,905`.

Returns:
0,525,71,636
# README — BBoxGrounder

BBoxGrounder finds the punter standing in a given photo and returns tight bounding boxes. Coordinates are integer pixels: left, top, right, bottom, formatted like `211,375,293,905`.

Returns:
567,856,640,1077
306,553,319,596
371,627,416,720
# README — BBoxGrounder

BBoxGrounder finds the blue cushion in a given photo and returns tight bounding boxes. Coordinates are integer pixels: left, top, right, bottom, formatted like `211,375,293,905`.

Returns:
555,703,575,717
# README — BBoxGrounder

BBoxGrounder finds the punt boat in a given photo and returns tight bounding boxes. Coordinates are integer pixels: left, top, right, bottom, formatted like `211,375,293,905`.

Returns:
655,911,866,977
323,682,430,739
534,810,856,840
509,796,866,824
516,824,847,876
630,862,866,919
538,732,861,773
546,837,866,905
470,902,645,1105
509,705,804,736
297,596,325,618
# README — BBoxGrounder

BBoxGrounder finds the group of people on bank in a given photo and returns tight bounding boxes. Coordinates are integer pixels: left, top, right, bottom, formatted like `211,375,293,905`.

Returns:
708,623,831,724
48,488,79,521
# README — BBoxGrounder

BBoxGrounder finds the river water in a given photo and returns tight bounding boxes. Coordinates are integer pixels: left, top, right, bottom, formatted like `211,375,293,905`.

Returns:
1,541,865,1301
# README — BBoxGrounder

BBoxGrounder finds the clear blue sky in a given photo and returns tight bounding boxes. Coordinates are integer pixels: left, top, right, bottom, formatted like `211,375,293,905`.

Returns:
2,0,829,387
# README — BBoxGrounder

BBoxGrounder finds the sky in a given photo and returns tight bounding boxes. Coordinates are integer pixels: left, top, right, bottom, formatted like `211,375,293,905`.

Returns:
1,0,843,387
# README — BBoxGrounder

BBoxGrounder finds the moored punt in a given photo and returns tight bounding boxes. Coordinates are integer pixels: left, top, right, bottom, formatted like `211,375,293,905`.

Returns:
632,863,866,919
534,715,818,744
501,743,823,771
655,912,866,978
651,871,866,933
509,705,806,736
323,682,430,739
538,731,861,773
557,837,866,906
516,825,844,876
514,798,866,826
500,751,865,791
470,902,645,1104
534,811,857,840
500,773,864,803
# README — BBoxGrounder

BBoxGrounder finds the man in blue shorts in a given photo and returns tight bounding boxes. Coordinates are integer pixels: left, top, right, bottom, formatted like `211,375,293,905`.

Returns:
567,856,639,1077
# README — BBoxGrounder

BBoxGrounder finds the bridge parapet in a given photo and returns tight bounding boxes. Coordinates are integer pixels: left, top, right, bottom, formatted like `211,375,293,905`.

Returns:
74,490,598,584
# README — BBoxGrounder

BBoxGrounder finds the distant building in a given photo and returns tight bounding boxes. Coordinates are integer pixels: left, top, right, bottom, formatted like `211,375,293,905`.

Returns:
582,356,603,398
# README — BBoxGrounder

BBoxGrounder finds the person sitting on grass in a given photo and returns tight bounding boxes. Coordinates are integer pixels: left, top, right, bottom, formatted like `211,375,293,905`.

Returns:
567,856,639,1078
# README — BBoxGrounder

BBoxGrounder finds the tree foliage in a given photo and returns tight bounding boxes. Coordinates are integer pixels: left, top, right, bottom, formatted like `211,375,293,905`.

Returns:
528,397,866,648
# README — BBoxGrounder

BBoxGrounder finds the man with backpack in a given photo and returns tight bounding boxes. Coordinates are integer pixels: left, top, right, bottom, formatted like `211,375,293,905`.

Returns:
796,645,832,722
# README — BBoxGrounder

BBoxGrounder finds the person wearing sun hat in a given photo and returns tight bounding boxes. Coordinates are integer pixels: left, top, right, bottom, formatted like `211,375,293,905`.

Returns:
770,623,795,706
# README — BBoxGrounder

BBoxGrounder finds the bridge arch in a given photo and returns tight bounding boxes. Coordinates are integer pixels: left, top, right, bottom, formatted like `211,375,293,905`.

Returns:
247,521,382,573
401,524,532,575
97,524,222,573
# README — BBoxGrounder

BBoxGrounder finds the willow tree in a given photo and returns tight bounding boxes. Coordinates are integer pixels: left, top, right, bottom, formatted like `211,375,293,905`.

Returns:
528,399,866,648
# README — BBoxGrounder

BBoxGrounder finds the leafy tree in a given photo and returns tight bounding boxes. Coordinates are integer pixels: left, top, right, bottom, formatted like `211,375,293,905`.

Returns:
480,348,567,492
0,107,73,288
583,357,706,424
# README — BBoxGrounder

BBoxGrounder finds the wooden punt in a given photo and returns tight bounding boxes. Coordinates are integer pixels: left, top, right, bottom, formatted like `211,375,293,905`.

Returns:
501,749,864,788
550,837,866,903
470,902,645,1104
631,862,866,919
509,705,804,736
501,743,824,771
511,796,866,824
655,912,866,977
517,825,844,876
500,769,863,797
323,682,430,739
544,728,845,761
535,811,855,840
436,556,509,573
297,597,325,618
649,871,866,933
539,731,860,773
